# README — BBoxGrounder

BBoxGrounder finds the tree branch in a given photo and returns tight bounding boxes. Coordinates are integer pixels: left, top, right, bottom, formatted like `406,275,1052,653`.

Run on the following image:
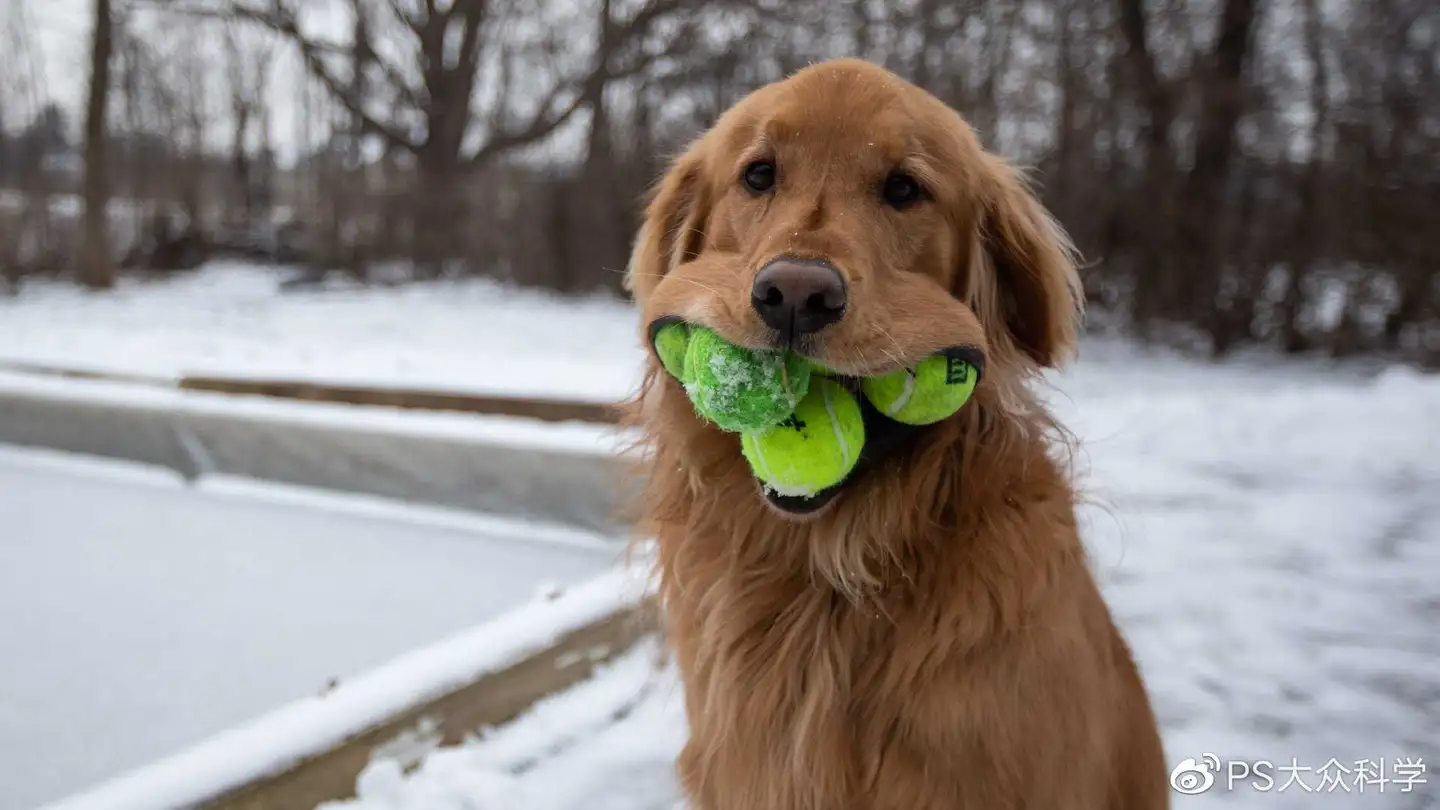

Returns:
468,80,586,167
464,0,686,168
225,0,421,154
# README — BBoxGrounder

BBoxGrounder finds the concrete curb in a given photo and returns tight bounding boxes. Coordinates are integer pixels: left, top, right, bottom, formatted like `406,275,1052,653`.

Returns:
0,377,636,534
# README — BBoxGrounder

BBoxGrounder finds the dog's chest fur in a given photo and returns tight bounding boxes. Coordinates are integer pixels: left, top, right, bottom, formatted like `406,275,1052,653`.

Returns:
672,571,885,808
662,537,988,810
654,507,1127,810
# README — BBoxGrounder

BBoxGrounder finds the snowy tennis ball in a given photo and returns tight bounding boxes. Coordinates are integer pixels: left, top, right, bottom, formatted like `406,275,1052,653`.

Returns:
652,321,691,381
683,327,811,432
862,352,979,425
741,377,864,497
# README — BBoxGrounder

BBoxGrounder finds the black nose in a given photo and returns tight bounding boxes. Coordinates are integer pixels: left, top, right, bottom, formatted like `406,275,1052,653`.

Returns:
750,258,847,338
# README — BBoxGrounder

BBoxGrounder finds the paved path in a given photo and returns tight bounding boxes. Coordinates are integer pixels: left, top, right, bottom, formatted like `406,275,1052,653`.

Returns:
0,450,621,810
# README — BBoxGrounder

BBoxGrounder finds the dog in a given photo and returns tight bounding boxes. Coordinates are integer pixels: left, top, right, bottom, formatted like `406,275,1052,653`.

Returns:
619,58,1169,810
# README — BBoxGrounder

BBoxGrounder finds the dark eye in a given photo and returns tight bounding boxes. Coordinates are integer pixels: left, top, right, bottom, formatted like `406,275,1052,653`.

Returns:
881,171,924,209
742,160,776,194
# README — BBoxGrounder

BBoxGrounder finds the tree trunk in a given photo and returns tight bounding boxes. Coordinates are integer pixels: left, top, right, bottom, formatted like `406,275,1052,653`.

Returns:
79,0,115,290
1383,265,1431,350
231,108,252,229
411,151,460,281
1279,0,1330,354
1115,0,1178,332
1177,0,1263,332
567,0,625,294
1209,166,1262,357
1053,3,1080,213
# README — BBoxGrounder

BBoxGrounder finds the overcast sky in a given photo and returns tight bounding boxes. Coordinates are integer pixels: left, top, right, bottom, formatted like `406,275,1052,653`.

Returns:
24,0,90,118
19,0,335,163
16,0,595,167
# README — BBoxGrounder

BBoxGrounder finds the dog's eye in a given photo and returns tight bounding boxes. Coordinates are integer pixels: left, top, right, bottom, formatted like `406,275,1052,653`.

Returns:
742,160,776,194
881,171,924,209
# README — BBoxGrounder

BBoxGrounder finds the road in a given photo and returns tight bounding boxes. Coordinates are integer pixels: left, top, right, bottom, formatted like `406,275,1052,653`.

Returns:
0,448,619,810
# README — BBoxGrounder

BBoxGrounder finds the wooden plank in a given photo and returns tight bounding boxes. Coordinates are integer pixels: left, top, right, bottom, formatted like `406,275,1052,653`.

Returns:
201,601,658,810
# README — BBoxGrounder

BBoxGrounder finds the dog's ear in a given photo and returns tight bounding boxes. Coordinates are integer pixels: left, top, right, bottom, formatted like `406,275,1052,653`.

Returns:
625,138,712,303
963,153,1084,369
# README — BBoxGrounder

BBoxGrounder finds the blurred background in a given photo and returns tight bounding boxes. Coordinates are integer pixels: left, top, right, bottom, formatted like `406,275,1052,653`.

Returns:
3,0,1436,363
0,2,1436,810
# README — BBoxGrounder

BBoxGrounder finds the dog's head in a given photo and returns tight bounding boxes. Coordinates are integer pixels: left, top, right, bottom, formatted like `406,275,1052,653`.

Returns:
626,58,1082,519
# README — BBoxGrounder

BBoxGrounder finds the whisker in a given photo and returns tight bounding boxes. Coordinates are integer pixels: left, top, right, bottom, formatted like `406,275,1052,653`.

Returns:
612,268,725,297
865,324,907,372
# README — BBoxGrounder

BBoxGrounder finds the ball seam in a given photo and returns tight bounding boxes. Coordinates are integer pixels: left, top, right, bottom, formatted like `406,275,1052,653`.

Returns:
822,383,853,470
886,371,917,418
745,431,777,486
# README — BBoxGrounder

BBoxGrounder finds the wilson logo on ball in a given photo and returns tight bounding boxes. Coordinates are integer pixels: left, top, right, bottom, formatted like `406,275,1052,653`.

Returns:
945,355,971,385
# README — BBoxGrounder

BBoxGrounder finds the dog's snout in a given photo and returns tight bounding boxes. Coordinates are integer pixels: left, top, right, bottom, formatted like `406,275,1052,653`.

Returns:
750,259,847,338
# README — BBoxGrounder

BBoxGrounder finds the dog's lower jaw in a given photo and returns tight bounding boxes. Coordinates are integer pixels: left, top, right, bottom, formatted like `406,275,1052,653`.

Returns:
758,482,843,520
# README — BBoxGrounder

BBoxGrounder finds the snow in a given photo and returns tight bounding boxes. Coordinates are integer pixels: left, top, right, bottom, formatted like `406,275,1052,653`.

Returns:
0,264,646,405
316,639,686,810
1060,360,1440,808
681,333,805,431
35,557,650,810
305,351,1439,810
192,475,618,555
3,264,1437,809
0,447,629,810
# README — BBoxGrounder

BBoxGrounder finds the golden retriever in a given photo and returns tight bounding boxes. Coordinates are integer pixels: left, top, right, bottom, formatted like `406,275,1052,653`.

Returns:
619,58,1170,810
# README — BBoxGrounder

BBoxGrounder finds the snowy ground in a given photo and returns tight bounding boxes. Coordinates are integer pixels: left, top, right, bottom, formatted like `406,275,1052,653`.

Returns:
0,265,644,403
2,265,1437,809
0,447,622,810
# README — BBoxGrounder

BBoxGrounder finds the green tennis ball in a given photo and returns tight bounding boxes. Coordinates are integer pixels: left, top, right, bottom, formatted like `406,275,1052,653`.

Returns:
740,377,864,497
861,352,979,425
652,321,690,381
805,357,841,377
683,327,811,432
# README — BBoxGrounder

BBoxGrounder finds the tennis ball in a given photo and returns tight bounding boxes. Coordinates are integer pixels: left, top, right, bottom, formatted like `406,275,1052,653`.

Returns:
683,327,811,432
741,377,864,497
861,352,979,425
652,321,690,381
805,357,841,377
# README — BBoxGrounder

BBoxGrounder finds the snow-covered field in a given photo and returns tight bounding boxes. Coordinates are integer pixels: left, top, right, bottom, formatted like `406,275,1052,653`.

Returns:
0,447,621,810
2,265,1436,809
0,265,643,403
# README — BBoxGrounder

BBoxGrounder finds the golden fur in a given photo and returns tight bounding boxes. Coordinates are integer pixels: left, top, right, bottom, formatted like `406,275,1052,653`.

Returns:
619,58,1169,810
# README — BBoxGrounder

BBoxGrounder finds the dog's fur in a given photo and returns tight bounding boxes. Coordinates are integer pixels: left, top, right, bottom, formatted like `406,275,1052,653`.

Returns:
619,59,1169,810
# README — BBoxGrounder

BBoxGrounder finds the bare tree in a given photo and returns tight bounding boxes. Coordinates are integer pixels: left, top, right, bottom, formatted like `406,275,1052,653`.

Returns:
222,19,274,231
1,2,52,290
1275,0,1332,353
1181,0,1265,352
80,0,116,289
207,0,698,278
